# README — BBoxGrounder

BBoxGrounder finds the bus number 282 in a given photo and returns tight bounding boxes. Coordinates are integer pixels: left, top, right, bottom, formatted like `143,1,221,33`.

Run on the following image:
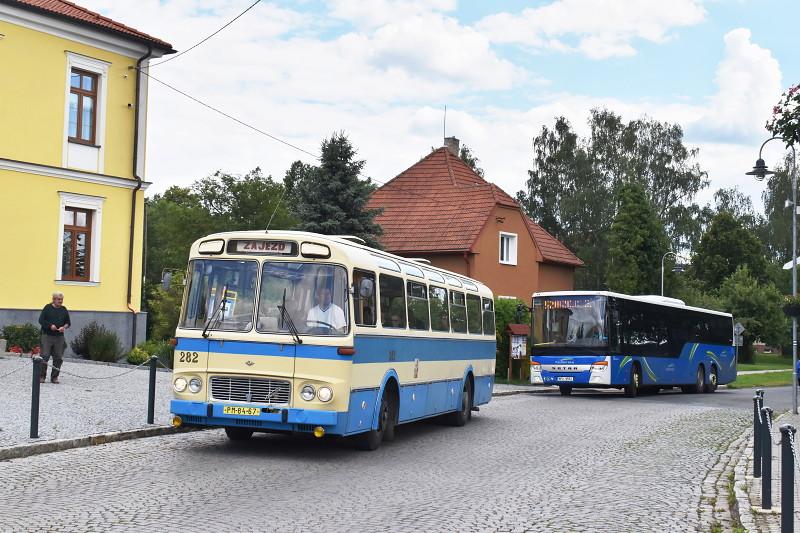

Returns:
179,351,199,363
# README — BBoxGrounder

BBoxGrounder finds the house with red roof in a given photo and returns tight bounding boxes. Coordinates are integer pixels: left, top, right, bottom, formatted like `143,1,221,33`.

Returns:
368,137,583,302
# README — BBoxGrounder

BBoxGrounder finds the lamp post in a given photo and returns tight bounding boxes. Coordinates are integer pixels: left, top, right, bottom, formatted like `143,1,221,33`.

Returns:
746,136,798,414
660,251,685,296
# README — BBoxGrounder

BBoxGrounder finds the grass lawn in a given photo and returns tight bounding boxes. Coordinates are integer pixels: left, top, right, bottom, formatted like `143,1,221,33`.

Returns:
728,370,794,389
737,353,793,372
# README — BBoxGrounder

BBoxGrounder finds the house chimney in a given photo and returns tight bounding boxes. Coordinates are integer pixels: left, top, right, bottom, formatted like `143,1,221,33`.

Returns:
444,136,460,157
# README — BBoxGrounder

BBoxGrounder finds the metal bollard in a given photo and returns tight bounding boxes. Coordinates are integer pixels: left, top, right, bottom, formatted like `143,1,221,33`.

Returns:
754,393,763,478
30,356,42,439
780,424,796,533
762,406,774,509
147,356,157,424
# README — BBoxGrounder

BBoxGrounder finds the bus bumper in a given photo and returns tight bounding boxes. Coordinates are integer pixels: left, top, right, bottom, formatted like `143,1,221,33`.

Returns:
170,400,345,434
531,370,611,387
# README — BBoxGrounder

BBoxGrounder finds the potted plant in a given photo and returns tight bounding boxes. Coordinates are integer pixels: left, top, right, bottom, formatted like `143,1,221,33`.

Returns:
783,295,800,317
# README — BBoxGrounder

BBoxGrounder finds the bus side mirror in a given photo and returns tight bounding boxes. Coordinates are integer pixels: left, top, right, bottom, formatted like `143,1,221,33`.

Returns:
161,271,172,291
358,278,374,298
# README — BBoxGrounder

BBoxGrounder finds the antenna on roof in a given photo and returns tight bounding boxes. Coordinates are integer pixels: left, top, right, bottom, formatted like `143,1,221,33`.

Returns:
265,184,288,233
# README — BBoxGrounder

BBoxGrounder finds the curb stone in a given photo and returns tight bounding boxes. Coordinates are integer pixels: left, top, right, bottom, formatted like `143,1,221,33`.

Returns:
0,425,202,462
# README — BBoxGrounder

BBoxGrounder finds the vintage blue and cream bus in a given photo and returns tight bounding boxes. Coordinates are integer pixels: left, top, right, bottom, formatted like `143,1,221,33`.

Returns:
169,231,496,449
529,291,734,396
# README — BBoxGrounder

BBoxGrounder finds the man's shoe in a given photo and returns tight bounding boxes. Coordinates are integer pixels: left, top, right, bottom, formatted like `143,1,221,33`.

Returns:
51,378,60,384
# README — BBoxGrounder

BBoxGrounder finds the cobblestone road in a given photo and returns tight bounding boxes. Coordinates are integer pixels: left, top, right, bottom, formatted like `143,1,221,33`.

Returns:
0,390,751,532
0,356,173,448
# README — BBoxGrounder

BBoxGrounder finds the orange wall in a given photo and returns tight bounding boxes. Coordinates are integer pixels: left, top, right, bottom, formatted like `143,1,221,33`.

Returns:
538,263,576,292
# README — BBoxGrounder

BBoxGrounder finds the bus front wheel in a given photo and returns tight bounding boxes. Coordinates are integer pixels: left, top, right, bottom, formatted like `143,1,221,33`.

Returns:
704,366,718,393
624,366,640,398
447,379,473,427
224,427,254,441
356,394,392,451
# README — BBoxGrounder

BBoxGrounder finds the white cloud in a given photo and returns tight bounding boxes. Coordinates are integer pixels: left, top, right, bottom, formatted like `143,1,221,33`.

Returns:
328,0,456,29
477,0,706,59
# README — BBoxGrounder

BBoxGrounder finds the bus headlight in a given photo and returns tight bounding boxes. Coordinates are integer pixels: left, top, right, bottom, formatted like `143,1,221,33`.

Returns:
317,386,333,402
188,377,203,393
300,385,315,401
173,377,187,393
591,361,608,372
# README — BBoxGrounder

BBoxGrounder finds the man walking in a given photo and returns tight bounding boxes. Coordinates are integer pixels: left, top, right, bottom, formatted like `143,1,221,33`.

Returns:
38,292,71,384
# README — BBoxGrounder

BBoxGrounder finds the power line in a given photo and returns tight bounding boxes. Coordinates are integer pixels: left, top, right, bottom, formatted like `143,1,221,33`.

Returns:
149,0,262,67
136,67,320,159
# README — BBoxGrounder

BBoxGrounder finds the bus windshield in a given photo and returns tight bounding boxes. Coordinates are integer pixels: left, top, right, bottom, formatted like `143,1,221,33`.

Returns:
257,262,350,336
181,259,259,331
533,295,608,352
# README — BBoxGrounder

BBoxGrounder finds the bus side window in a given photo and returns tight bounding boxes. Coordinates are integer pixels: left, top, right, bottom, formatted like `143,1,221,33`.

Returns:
353,269,376,326
466,294,482,334
430,286,450,332
379,274,407,328
482,297,495,335
450,291,467,333
406,281,430,330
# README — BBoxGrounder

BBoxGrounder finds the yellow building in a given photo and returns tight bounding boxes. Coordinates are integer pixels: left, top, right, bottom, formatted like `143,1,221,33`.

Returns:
0,0,174,350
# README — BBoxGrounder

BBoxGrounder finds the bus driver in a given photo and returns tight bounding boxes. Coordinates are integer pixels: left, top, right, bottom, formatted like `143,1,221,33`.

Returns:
306,286,346,332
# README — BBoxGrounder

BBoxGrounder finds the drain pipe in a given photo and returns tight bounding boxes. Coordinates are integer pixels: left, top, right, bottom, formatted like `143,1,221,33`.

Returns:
127,45,153,350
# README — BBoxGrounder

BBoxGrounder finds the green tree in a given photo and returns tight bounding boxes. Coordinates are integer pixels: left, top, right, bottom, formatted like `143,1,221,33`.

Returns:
606,183,669,294
146,272,186,340
294,133,383,247
517,109,707,289
692,211,768,291
493,298,530,379
719,266,787,364
761,156,794,263
459,144,485,177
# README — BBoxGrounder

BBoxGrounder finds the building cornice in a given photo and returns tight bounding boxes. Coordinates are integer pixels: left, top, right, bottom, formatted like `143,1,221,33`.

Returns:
0,2,168,58
0,158,151,190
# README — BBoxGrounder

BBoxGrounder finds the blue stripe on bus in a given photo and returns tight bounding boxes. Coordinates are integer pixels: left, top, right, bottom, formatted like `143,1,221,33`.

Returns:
175,335,496,364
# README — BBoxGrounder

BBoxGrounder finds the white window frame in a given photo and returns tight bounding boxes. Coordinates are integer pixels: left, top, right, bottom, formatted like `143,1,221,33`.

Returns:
56,192,104,285
499,232,518,266
62,52,109,173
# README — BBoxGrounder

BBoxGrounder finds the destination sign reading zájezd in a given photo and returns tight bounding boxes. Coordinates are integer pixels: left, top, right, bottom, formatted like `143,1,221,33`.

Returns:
232,240,294,255
539,297,596,310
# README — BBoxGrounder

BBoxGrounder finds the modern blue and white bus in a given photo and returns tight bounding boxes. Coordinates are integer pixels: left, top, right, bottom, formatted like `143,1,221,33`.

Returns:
529,291,735,397
170,231,496,450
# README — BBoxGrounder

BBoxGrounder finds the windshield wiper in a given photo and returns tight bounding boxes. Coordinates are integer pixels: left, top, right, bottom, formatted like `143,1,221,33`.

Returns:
202,285,228,338
278,288,302,344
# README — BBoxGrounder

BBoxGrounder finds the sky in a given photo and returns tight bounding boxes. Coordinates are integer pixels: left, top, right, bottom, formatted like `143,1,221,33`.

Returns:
81,0,798,212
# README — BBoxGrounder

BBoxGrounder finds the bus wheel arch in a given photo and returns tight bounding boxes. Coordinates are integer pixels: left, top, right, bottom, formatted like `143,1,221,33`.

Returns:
447,371,474,426
381,377,399,442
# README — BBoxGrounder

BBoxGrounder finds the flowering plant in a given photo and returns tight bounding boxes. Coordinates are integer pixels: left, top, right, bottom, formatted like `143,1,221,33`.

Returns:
8,345,22,353
766,84,800,145
30,346,40,355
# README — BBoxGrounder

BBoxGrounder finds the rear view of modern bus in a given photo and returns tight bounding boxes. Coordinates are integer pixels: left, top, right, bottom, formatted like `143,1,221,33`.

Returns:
169,231,496,449
529,291,735,397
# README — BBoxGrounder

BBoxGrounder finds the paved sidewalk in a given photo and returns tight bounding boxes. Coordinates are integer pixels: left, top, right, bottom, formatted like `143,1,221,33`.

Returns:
0,356,173,449
738,369,793,375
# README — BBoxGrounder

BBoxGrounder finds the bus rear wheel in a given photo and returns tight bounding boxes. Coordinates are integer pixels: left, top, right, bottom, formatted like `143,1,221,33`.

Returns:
682,365,705,394
559,386,572,396
447,379,473,427
704,366,718,393
624,366,640,398
225,427,254,441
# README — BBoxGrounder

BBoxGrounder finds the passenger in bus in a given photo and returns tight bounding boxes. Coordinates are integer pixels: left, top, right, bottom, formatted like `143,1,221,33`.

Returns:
306,287,346,332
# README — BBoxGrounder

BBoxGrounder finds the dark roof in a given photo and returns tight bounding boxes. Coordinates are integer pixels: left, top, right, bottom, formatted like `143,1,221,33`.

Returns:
506,324,530,336
368,147,583,267
5,0,175,51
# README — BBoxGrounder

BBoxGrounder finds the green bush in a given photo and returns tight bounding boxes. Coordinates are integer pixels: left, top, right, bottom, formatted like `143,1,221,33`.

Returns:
70,321,107,359
126,346,150,365
1,323,40,352
146,272,185,341
138,339,175,369
494,298,530,378
88,330,122,362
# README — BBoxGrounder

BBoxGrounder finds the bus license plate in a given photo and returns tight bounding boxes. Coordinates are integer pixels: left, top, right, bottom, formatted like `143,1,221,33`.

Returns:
557,377,573,382
223,406,260,416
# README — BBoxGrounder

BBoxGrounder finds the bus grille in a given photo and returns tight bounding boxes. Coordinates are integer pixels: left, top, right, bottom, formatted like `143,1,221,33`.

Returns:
210,376,292,405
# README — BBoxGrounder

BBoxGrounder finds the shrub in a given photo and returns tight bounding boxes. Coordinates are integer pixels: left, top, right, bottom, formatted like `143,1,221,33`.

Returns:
146,272,185,341
87,330,122,362
138,339,174,369
70,322,106,359
494,298,530,379
126,346,150,365
1,323,40,353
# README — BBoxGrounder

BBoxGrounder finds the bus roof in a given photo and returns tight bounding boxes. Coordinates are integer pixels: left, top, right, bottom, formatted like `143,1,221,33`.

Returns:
532,290,733,318
190,230,493,297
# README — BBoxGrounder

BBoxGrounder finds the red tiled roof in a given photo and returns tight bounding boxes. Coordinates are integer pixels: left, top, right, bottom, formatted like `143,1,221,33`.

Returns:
5,0,174,51
506,324,530,336
523,216,584,267
369,147,583,268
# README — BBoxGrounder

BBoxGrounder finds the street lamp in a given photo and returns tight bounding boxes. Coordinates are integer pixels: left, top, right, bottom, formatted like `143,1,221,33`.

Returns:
746,136,798,414
661,250,685,296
